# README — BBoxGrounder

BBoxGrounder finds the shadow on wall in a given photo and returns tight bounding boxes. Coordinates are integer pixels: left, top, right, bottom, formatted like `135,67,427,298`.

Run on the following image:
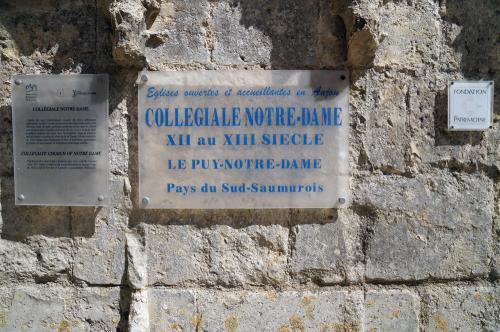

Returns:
0,0,107,73
433,0,499,146
236,0,348,69
0,0,115,240
0,104,97,241
234,0,376,70
0,103,96,240
129,0,375,227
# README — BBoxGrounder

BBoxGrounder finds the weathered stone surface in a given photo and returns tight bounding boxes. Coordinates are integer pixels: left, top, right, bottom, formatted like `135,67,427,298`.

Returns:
0,286,121,331
148,288,363,332
211,1,272,65
148,288,197,332
144,0,210,66
144,225,208,286
129,289,149,332
0,0,106,72
492,181,500,279
356,170,493,281
73,220,127,285
290,209,363,284
126,231,147,289
0,0,499,330
373,2,442,70
206,224,288,286
0,239,39,285
212,0,350,67
145,224,288,287
421,285,500,332
109,0,152,66
364,289,420,332
200,289,363,332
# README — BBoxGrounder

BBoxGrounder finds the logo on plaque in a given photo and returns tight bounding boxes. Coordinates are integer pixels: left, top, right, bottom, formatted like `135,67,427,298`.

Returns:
25,83,38,101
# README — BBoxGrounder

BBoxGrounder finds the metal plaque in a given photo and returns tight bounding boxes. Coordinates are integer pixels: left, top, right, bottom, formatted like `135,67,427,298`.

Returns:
12,74,109,206
448,81,494,131
138,70,349,209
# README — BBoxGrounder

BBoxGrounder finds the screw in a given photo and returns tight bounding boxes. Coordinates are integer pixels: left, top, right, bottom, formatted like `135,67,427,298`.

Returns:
340,75,346,81
98,195,105,202
142,196,150,206
17,194,25,201
140,74,148,82
489,126,493,129
489,82,493,85
338,197,346,204
14,79,22,85
450,82,454,85
450,126,454,129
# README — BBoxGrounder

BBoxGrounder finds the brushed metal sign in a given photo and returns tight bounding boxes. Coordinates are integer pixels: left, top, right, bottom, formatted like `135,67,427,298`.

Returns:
12,74,109,206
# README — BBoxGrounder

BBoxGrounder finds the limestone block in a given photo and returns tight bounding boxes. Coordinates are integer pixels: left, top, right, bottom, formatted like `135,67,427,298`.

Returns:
421,285,499,332
145,225,208,286
364,289,420,332
356,170,493,281
0,239,39,285
147,288,363,332
199,289,363,332
0,286,121,331
148,289,197,332
145,224,288,287
289,209,363,284
205,224,288,286
73,220,127,285
144,0,210,66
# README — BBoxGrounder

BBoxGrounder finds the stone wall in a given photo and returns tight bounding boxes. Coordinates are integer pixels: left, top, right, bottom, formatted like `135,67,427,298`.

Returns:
0,0,498,331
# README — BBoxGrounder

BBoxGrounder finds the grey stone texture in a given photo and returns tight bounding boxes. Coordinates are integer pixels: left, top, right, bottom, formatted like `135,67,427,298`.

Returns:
289,209,364,284
144,223,288,287
0,0,498,330
421,285,500,332
0,286,122,331
356,170,494,281
148,288,363,332
364,288,420,332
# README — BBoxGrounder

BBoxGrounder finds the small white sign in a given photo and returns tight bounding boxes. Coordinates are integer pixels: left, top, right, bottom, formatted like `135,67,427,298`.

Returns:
448,81,493,131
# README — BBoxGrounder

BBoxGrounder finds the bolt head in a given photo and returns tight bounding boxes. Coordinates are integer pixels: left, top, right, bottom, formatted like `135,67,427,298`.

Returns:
17,194,25,201
14,79,22,85
142,197,150,206
141,74,148,82
98,195,105,201
338,197,346,204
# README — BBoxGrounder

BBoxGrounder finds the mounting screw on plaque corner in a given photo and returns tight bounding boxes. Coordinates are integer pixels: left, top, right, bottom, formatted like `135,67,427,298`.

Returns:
338,197,346,205
97,195,105,202
140,74,148,83
14,78,22,85
142,196,150,207
17,194,25,201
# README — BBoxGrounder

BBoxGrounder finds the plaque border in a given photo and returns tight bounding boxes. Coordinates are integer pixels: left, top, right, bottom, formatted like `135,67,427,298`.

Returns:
11,74,110,207
447,80,494,131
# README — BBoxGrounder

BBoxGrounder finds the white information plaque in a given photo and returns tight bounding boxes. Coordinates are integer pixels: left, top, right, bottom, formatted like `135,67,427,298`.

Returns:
138,71,349,209
448,81,494,131
12,74,109,206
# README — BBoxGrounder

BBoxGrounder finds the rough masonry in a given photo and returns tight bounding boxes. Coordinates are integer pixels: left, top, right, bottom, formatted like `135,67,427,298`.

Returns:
0,0,498,331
